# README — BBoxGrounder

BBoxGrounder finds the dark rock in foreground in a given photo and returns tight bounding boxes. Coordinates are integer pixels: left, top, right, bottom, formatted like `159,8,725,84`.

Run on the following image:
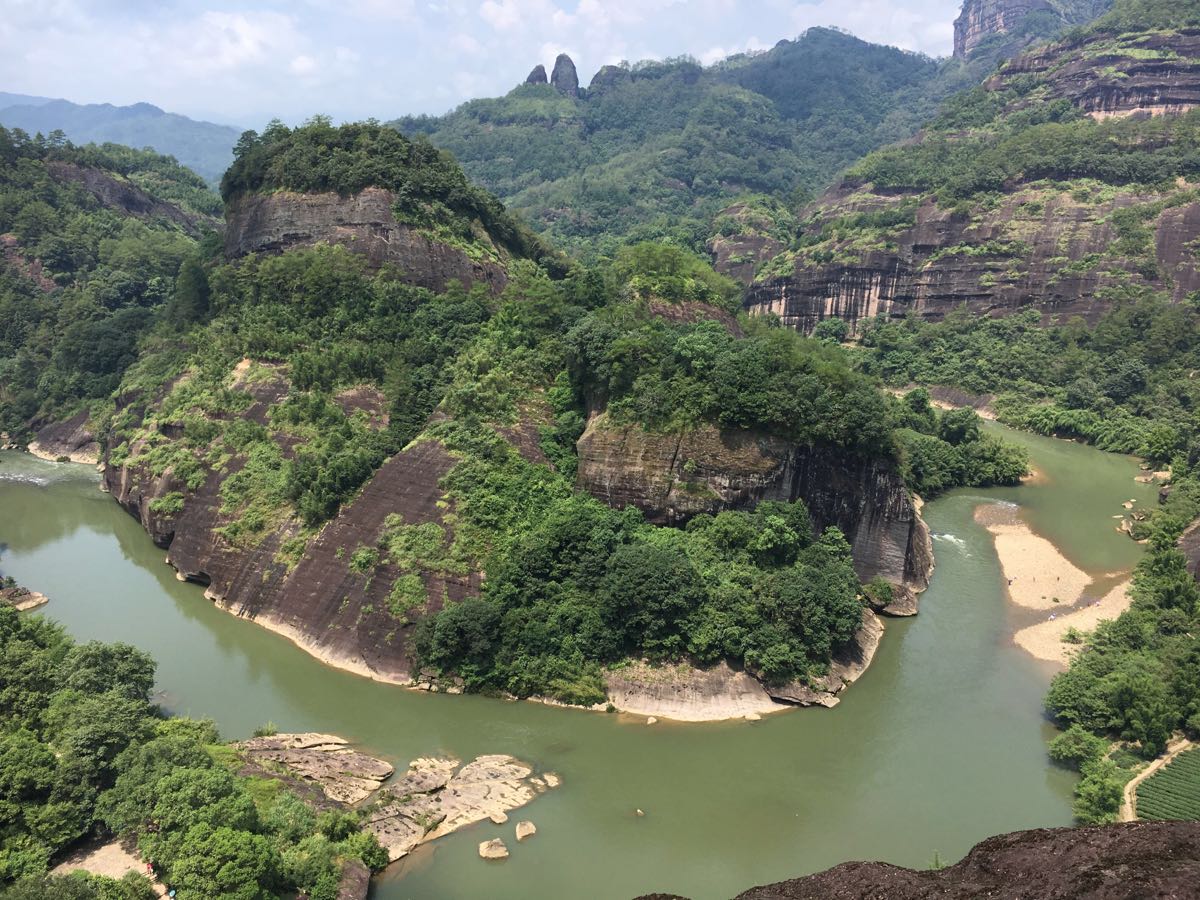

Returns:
643,822,1200,899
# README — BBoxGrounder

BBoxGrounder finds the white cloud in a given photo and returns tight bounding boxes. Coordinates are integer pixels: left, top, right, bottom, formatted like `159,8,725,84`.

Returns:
0,0,966,123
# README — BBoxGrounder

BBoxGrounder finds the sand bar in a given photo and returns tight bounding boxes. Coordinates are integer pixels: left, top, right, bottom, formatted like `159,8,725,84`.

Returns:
975,503,1091,610
1013,580,1132,666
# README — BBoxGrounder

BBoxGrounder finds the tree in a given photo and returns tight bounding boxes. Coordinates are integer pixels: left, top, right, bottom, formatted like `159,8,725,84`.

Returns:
168,258,211,327
167,825,276,900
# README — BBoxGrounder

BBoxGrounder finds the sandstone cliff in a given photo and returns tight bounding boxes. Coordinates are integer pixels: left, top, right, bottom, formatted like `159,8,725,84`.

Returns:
953,0,1053,58
575,413,931,613
736,22,1200,334
224,188,509,295
742,183,1199,334
103,366,474,683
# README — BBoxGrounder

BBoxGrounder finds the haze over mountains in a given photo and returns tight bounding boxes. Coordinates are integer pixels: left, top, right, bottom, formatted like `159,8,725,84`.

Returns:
0,93,240,184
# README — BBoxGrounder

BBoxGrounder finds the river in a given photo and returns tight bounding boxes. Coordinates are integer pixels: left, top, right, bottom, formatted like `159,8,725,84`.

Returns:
0,424,1158,899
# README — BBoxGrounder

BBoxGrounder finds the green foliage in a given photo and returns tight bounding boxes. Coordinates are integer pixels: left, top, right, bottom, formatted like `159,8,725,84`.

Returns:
221,118,559,272
858,301,1200,464
613,242,740,312
0,124,213,440
1136,748,1200,820
568,309,893,454
0,609,383,895
393,27,1024,257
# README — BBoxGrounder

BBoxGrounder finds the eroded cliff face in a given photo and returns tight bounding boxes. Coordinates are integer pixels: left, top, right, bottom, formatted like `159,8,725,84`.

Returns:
1000,28,1200,120
46,161,213,236
103,367,474,683
743,183,1196,334
734,20,1200,334
224,188,509,295
954,0,1053,59
575,413,931,613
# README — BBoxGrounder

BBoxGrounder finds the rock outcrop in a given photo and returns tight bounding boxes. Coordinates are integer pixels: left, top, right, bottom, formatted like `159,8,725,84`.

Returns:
234,735,555,865
741,183,1198,334
0,586,49,611
953,0,1053,58
575,413,932,604
550,54,580,97
525,64,548,85
738,16,1200,335
103,363,474,683
363,755,556,861
723,822,1200,900
27,409,100,464
46,162,210,236
1000,28,1200,120
237,733,395,804
224,188,509,295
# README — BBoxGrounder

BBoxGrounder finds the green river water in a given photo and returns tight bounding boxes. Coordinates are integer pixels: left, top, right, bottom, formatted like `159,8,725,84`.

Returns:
0,425,1158,899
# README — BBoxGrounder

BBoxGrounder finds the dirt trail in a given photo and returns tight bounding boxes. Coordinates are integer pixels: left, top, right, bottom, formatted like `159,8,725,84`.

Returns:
1120,736,1195,822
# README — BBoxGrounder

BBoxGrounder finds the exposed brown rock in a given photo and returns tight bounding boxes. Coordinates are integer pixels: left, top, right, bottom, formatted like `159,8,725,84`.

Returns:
478,839,509,860
46,162,210,236
104,368,475,682
999,29,1200,121
525,64,548,85
0,233,56,292
741,183,1195,335
224,188,508,295
27,409,100,464
575,413,931,597
726,822,1200,900
0,586,48,611
953,0,1052,59
551,54,580,97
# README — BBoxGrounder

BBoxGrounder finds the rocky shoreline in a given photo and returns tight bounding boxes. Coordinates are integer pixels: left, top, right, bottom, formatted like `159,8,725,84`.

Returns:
236,733,557,866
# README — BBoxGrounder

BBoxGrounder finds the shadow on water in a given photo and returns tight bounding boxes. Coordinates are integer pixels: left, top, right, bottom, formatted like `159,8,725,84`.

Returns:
0,430,1153,899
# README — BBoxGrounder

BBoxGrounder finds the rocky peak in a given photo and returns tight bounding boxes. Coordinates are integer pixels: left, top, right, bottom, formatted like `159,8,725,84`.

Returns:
525,64,548,85
953,0,1052,58
551,53,579,97
588,64,630,95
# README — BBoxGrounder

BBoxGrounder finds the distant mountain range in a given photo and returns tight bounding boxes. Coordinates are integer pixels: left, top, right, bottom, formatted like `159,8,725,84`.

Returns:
0,94,240,183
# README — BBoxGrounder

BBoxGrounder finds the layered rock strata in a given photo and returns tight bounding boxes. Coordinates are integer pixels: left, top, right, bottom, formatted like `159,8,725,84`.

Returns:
575,413,932,608
224,188,508,295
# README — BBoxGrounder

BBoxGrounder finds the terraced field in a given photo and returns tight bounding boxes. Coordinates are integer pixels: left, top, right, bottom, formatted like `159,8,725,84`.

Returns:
1137,749,1200,821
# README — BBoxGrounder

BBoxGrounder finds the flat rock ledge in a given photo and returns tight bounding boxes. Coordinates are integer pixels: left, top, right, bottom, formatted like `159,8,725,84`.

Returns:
237,733,395,804
1,587,49,611
237,735,556,864
364,754,555,861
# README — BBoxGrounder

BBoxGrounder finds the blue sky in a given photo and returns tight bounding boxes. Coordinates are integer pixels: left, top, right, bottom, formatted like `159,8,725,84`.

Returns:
1,0,962,127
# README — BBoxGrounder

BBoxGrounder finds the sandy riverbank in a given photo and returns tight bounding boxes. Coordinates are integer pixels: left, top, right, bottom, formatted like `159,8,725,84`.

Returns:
53,839,167,896
1013,580,1132,666
975,503,1092,610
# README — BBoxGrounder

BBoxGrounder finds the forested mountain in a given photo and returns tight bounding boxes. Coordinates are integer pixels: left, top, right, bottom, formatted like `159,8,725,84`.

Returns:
393,16,1082,258
0,99,240,184
0,126,219,448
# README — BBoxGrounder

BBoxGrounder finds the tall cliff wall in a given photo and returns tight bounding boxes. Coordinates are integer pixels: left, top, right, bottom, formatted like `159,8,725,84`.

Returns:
736,24,1200,334
742,184,1200,334
224,188,509,295
575,413,931,614
954,0,1053,58
102,368,474,683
